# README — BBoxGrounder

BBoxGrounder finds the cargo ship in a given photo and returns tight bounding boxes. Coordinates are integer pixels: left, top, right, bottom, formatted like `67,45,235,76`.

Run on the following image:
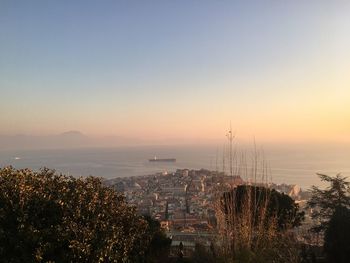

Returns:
149,156,176,162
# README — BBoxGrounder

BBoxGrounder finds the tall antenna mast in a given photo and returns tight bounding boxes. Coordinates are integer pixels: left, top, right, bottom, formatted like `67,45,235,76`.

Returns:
226,122,235,177
222,144,226,175
215,147,218,174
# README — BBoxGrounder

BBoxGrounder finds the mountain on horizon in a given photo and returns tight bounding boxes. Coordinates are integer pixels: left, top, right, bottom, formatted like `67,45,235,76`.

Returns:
0,131,142,150
59,130,85,137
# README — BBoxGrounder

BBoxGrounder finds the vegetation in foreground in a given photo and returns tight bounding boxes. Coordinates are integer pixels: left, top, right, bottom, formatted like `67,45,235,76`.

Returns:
213,185,304,263
1,166,350,263
0,167,170,263
308,173,350,263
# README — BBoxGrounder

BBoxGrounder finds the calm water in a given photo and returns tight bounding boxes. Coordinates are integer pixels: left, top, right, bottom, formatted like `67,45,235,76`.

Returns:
0,144,349,189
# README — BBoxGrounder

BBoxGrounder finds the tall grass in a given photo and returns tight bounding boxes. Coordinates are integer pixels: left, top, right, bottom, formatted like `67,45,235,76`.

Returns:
213,145,300,263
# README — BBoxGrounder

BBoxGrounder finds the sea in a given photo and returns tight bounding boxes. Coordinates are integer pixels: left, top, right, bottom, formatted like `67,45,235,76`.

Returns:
0,144,349,190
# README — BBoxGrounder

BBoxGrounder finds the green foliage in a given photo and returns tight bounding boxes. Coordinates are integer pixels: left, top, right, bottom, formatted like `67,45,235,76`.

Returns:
0,167,149,263
307,173,350,233
324,206,350,262
191,243,216,263
142,215,171,263
217,232,300,263
222,185,304,230
218,185,303,263
307,173,350,262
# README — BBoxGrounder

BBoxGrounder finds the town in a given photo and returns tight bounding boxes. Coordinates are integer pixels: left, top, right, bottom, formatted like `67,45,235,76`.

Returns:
106,169,311,256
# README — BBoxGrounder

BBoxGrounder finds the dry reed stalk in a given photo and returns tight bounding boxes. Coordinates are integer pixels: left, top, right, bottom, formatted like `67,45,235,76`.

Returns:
213,143,300,262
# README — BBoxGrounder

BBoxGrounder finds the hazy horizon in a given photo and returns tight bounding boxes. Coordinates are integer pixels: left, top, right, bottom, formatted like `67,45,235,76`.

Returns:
1,2,350,260
1,129,350,151
1,1,349,144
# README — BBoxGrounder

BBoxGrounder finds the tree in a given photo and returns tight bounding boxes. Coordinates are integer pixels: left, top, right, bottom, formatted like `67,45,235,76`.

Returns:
216,185,303,263
221,185,304,231
324,206,350,263
191,243,216,263
307,173,350,233
0,167,150,262
142,215,171,263
308,173,350,262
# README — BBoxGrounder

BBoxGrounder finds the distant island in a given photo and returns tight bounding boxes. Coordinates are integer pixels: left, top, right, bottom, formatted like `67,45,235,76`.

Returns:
0,131,144,150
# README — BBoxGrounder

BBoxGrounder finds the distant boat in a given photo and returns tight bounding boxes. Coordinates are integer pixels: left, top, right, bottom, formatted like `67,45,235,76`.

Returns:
14,157,21,160
149,156,176,162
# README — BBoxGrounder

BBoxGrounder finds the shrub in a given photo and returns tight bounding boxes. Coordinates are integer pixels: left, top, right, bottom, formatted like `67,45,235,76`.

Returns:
0,167,149,263
215,185,303,263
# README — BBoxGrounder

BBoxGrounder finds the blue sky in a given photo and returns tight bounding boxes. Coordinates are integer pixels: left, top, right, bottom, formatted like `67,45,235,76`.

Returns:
1,1,349,143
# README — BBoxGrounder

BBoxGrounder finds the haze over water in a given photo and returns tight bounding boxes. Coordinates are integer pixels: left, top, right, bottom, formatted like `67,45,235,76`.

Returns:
1,144,349,189
1,1,349,190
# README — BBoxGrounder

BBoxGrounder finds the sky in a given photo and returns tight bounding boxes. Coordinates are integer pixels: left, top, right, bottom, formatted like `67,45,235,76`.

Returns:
1,1,349,144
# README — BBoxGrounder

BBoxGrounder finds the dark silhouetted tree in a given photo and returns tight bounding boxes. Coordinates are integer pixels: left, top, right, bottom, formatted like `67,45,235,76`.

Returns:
308,173,350,233
191,243,216,263
142,215,171,263
221,185,304,230
324,206,350,263
217,185,303,263
0,167,149,262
